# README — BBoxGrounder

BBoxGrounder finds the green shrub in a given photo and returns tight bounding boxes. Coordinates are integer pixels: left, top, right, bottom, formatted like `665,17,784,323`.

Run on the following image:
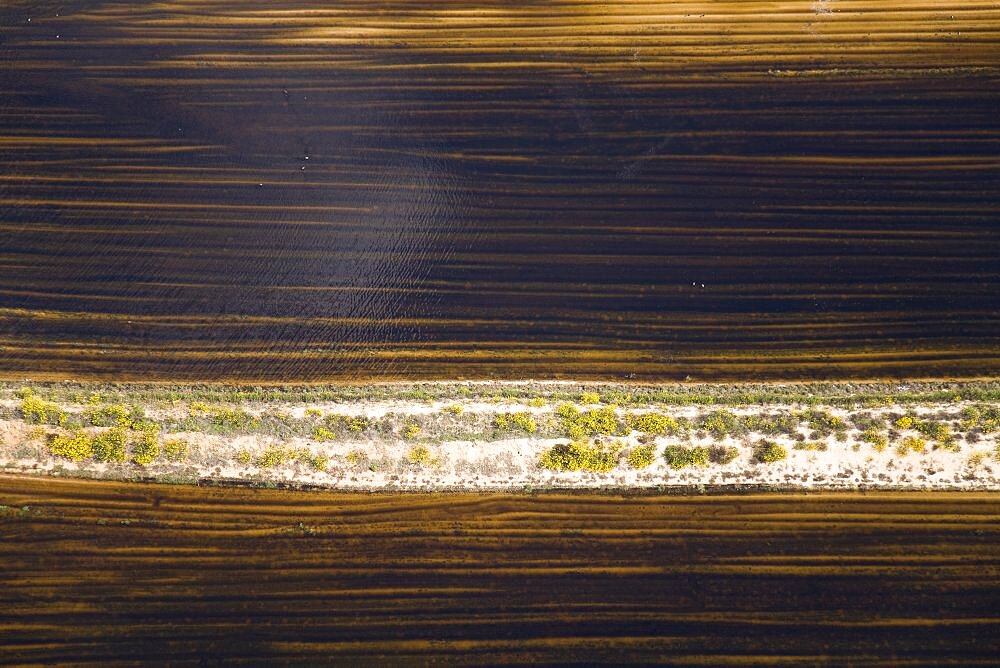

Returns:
626,412,680,436
626,443,657,469
708,445,739,465
752,440,787,463
443,404,463,415
895,435,926,456
663,445,711,469
894,416,914,430
304,407,322,418
132,431,160,465
257,446,297,468
19,391,67,426
494,411,537,434
319,413,370,435
163,438,189,462
579,392,601,405
961,404,1000,433
793,441,827,452
527,398,546,408
851,413,886,432
48,430,92,461
539,440,622,473
92,428,127,462
743,413,799,436
557,404,620,440
211,407,261,431
860,428,888,452
407,445,433,465
313,426,336,441
803,410,847,435
402,424,422,439
88,404,143,429
698,410,744,439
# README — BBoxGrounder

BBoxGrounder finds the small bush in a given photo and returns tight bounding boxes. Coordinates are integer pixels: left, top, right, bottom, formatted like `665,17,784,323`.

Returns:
189,401,211,415
894,416,914,430
557,404,619,440
708,445,739,465
743,413,799,436
698,410,744,439
527,398,546,408
895,435,926,457
579,392,601,405
663,445,710,469
402,424,422,439
235,449,253,466
407,445,433,465
444,404,463,415
211,407,261,431
753,440,787,463
626,443,657,469
257,446,297,468
132,431,160,465
304,407,322,418
626,412,680,436
19,391,67,426
793,441,827,452
88,404,143,429
961,404,1000,433
803,410,847,435
48,430,92,461
861,428,888,452
313,426,336,441
539,440,622,473
163,438,189,462
494,411,537,434
92,428,127,463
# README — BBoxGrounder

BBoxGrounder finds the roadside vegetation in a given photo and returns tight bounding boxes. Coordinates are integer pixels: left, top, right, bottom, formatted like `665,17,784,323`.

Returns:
1,381,996,487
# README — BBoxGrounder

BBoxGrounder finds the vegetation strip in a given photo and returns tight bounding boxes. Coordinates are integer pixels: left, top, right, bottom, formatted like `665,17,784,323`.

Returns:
2,381,998,490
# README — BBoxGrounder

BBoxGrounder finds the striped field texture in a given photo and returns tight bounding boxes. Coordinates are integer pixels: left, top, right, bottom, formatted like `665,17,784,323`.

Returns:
1,1,999,380
1,476,999,663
